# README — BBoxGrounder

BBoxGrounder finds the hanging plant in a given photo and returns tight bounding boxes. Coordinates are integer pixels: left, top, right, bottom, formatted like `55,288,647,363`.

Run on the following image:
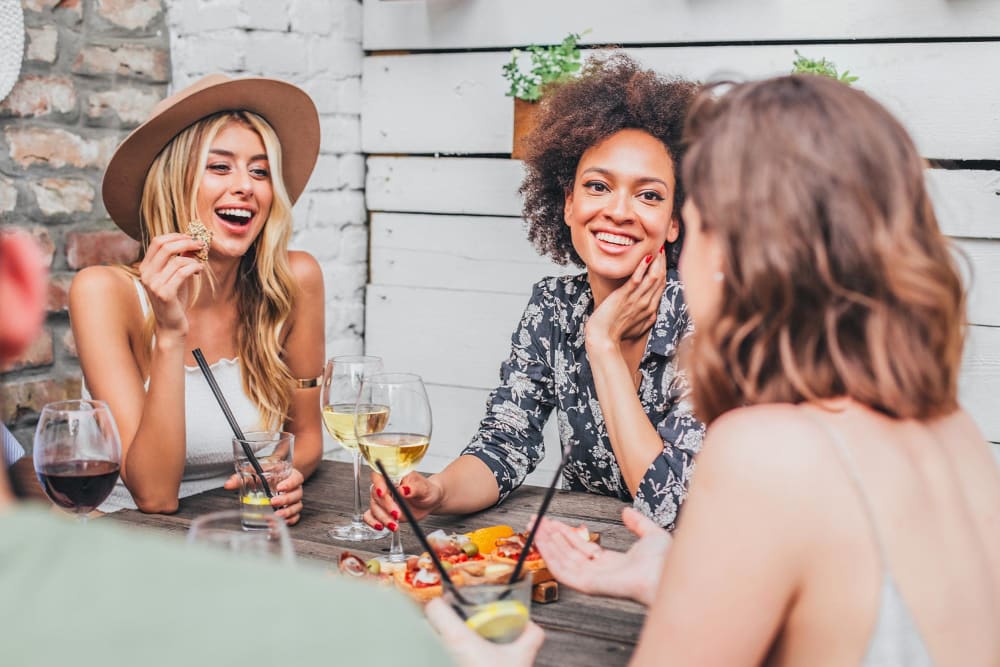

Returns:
791,50,859,84
502,32,586,159
502,32,586,102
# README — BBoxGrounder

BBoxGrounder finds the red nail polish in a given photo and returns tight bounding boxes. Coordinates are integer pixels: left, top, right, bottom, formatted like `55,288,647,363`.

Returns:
391,510,400,520
402,485,411,496
659,246,665,254
644,254,652,264
376,488,383,498
373,523,384,531
388,522,398,532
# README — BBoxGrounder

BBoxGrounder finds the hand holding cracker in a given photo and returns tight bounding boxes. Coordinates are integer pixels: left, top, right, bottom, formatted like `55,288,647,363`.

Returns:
137,232,207,337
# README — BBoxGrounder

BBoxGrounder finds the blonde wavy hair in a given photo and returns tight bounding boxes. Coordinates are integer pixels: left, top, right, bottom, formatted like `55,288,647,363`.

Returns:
681,75,966,424
133,111,297,430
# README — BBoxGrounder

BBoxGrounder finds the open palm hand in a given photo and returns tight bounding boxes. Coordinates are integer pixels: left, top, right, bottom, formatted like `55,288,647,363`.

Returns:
534,507,670,606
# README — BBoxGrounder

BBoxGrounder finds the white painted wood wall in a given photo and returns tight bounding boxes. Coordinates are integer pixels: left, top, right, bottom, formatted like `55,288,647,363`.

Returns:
361,0,1000,479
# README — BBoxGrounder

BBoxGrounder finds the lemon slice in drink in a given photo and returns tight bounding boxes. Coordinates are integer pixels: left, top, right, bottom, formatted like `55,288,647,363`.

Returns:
464,601,529,643
242,492,270,506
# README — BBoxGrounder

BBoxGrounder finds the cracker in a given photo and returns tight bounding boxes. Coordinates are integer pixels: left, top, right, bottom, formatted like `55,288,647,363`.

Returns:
185,220,212,262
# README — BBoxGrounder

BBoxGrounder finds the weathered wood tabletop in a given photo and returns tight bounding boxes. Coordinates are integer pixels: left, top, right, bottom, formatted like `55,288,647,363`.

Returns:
106,459,645,666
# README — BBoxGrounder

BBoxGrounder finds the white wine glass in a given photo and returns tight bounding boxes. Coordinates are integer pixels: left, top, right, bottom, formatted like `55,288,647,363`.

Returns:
321,355,388,541
356,372,431,566
33,399,122,522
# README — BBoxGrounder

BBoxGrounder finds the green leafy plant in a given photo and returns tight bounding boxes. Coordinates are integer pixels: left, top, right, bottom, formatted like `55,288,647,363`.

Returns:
791,50,859,85
502,32,586,102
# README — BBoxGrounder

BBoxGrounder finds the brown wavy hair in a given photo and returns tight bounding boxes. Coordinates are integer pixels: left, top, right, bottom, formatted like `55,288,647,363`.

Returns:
520,52,698,268
682,75,966,424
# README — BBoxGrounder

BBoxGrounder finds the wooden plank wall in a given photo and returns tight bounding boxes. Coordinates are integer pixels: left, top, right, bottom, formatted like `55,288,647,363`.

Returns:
361,1,1000,479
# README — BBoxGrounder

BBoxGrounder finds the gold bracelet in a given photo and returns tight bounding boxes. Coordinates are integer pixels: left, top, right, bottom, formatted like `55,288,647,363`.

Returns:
294,376,320,389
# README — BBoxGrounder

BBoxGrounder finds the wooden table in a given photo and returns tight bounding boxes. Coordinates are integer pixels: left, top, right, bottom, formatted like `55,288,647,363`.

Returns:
107,460,645,667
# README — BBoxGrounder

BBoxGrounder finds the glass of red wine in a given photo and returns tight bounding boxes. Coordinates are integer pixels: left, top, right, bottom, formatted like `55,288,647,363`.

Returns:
33,399,122,522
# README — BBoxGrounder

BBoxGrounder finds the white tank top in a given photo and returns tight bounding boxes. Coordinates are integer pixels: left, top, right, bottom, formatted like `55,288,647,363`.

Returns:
94,278,264,512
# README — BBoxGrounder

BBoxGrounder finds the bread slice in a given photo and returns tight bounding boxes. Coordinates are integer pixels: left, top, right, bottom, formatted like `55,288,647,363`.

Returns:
486,530,600,585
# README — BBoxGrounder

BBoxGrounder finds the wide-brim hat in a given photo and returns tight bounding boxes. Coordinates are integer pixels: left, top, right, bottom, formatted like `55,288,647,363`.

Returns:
102,74,320,241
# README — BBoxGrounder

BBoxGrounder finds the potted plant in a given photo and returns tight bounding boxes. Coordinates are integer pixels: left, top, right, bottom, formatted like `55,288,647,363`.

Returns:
502,32,585,159
791,50,859,84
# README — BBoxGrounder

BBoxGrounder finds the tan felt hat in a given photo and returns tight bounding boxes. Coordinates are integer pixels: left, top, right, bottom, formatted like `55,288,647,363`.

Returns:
102,74,320,241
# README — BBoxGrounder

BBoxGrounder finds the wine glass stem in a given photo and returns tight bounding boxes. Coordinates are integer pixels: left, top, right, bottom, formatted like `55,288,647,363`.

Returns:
388,476,405,562
350,450,364,525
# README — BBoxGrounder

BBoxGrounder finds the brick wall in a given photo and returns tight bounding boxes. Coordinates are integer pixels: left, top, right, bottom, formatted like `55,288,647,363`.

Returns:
1,0,366,452
0,0,168,448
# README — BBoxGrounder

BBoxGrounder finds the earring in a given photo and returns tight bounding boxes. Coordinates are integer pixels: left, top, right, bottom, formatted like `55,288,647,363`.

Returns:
712,271,724,282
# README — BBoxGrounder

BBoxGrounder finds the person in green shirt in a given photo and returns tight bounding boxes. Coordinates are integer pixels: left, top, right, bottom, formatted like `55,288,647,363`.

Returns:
0,230,459,666
1,213,544,667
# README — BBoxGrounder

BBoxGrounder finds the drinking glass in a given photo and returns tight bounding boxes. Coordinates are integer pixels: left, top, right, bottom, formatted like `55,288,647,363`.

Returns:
443,576,533,644
321,355,388,541
187,509,294,565
33,399,122,522
232,431,294,531
355,372,431,566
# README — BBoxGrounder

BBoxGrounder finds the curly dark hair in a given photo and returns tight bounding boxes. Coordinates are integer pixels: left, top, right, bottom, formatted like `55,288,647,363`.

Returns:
520,53,698,268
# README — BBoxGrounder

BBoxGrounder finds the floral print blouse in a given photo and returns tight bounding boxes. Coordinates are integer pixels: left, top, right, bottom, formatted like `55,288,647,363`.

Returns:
462,270,705,529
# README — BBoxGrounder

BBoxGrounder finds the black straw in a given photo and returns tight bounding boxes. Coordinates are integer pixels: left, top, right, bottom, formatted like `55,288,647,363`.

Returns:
374,460,470,607
508,446,571,585
192,348,273,499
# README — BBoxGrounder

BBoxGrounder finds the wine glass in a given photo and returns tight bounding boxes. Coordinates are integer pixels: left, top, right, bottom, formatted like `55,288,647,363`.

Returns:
321,355,388,541
188,509,294,565
33,399,122,522
355,372,431,566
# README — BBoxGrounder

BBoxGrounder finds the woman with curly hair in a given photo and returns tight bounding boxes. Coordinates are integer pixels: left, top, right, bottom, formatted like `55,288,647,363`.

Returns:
70,75,325,522
367,54,704,530
435,74,1000,666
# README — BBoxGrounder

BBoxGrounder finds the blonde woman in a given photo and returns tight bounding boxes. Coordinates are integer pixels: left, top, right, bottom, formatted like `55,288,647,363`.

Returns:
70,76,325,522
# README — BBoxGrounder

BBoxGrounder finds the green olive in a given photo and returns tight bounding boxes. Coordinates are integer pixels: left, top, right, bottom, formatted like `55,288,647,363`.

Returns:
461,541,479,557
366,559,381,575
441,560,453,571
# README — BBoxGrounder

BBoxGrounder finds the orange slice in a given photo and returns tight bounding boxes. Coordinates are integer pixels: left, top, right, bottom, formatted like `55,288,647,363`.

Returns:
465,525,514,556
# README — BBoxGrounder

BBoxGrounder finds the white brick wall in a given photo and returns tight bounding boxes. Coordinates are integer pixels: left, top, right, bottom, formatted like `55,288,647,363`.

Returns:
164,0,366,359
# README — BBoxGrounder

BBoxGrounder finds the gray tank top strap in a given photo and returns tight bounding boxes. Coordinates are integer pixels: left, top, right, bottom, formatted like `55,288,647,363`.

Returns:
805,413,890,565
804,412,936,667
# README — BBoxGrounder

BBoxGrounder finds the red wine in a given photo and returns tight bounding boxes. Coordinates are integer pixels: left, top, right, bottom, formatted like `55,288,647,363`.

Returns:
36,459,120,513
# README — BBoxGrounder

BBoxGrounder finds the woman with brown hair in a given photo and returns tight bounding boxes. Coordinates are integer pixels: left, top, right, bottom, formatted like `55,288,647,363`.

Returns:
430,74,1000,666
367,54,704,531
70,76,325,522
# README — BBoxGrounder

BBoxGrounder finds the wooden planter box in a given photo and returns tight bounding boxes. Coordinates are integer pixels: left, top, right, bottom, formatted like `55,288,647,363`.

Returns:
512,97,540,160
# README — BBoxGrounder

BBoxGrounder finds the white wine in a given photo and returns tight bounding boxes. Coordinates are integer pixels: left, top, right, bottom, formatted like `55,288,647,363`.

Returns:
358,432,429,480
322,403,390,451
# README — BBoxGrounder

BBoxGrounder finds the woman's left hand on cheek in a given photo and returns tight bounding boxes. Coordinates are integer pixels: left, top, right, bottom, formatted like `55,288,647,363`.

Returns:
271,467,305,525
587,248,667,345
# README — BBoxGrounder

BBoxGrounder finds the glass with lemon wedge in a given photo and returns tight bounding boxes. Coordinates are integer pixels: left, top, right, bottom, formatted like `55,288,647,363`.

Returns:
443,575,532,644
233,431,294,530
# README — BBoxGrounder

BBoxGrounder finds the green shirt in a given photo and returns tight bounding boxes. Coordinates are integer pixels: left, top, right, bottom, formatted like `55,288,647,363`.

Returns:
1,506,454,666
